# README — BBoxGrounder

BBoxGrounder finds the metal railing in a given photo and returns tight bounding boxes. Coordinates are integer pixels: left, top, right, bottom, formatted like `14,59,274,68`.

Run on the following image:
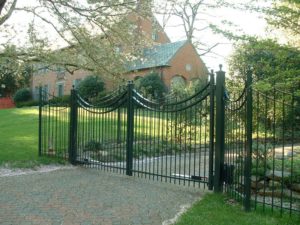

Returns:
38,67,300,215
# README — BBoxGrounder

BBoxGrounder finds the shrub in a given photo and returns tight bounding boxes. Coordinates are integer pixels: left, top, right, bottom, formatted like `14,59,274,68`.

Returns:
135,72,166,99
77,75,105,100
13,88,31,103
15,100,39,108
48,95,70,106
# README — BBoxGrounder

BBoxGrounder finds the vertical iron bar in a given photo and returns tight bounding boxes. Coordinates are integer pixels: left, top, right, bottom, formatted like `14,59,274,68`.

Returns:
214,65,225,192
209,70,215,190
126,81,134,176
244,70,253,211
38,86,43,157
290,91,295,215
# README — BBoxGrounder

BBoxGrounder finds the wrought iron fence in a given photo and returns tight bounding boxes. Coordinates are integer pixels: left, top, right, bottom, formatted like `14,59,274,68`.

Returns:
38,66,300,214
251,86,300,214
39,76,215,189
39,89,70,160
223,70,300,214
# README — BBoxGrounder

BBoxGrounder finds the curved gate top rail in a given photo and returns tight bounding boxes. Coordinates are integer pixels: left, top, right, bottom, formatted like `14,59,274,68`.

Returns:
39,69,219,190
38,66,300,215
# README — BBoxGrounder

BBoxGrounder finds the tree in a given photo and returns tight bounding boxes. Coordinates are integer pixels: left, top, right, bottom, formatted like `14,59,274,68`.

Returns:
77,75,105,100
266,0,300,47
233,0,300,48
228,38,300,130
0,45,20,96
135,72,166,99
155,0,235,56
228,39,300,90
0,0,150,79
0,45,33,96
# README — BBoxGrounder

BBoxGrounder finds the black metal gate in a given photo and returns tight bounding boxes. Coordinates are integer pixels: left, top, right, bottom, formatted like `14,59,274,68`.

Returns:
39,66,300,214
70,75,215,189
39,70,222,190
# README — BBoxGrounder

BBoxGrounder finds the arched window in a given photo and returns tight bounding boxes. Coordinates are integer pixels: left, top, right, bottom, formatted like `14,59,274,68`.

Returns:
170,75,186,88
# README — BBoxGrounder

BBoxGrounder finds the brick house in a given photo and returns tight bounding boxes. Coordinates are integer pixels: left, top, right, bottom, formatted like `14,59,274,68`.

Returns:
31,6,208,99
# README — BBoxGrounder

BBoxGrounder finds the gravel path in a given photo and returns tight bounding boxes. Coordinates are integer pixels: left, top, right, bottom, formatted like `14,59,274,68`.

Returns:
0,167,205,225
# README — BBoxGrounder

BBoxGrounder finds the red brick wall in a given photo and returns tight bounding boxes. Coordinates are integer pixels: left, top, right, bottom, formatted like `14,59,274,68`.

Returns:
32,69,124,95
162,42,208,87
125,42,208,88
32,42,208,94
127,13,170,45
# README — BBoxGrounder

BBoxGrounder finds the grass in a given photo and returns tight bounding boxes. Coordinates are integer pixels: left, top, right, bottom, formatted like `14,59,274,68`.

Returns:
176,193,300,225
1,107,300,221
0,107,66,168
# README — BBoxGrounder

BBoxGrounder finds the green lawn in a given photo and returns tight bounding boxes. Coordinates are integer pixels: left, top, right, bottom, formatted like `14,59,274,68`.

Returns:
176,194,300,225
0,107,64,167
1,107,299,223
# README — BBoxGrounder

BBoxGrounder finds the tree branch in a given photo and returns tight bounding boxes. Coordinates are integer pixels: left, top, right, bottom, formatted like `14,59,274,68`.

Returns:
0,0,17,26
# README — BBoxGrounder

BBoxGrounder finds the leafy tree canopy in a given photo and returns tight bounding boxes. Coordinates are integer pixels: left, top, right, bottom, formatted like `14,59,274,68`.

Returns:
228,38,300,91
0,45,32,96
135,72,166,99
0,0,151,80
77,75,105,100
266,0,300,47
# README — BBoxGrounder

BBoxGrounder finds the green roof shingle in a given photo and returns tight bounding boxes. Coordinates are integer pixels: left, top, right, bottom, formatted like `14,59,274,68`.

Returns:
128,40,187,71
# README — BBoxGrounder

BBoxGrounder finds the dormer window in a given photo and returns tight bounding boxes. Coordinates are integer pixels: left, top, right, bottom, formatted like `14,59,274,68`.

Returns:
152,32,158,41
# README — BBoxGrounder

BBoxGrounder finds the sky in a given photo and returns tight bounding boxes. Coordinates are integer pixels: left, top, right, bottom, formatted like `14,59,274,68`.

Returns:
154,1,269,71
0,0,269,72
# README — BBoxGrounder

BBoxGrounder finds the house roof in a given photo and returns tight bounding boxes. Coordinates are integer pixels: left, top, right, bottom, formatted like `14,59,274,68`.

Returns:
128,40,187,71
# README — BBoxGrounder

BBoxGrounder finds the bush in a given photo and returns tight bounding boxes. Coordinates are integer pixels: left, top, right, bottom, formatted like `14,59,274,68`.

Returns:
135,72,166,99
15,100,39,108
77,75,105,100
13,88,31,103
48,95,70,106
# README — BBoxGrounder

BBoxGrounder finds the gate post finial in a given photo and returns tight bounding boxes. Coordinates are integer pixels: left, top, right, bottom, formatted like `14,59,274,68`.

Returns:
219,64,223,71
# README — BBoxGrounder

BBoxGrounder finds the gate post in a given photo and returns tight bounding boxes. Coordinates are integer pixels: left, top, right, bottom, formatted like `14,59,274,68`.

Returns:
214,65,225,192
244,69,253,211
208,70,215,190
38,86,42,157
69,87,78,164
126,81,134,176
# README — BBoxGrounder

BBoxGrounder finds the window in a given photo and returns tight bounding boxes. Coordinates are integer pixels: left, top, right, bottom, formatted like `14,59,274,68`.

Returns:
43,85,49,100
72,79,82,89
34,86,39,100
57,83,64,97
152,32,158,41
56,67,66,80
43,85,48,94
185,64,192,72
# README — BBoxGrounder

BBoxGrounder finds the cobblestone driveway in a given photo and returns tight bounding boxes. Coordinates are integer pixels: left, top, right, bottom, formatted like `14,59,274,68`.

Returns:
0,167,205,225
